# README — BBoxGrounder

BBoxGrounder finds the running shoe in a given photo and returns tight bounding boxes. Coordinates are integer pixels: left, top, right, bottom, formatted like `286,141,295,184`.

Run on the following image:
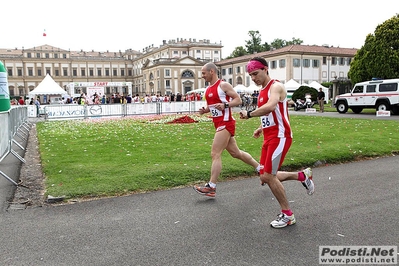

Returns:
193,183,216,197
301,167,314,195
270,213,296,228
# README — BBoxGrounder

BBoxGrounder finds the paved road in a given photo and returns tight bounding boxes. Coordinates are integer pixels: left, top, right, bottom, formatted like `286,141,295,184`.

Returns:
0,113,398,266
1,156,398,266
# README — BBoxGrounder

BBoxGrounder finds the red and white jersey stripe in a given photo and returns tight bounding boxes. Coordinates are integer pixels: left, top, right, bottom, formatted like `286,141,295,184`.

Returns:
257,79,292,140
205,79,234,123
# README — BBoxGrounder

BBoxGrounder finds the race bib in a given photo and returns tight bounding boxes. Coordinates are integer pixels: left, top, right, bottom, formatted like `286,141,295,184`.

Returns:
209,105,223,117
260,114,275,128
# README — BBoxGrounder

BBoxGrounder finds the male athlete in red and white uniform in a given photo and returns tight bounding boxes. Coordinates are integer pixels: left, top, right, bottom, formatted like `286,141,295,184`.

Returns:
204,79,236,136
257,78,293,175
240,57,315,229
193,62,260,197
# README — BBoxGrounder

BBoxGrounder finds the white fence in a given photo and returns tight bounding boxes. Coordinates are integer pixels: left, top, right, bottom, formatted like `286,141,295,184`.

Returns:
0,106,31,186
28,101,208,120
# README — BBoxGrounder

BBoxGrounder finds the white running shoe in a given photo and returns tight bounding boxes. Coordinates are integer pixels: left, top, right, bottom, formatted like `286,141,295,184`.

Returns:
301,167,314,195
270,213,296,228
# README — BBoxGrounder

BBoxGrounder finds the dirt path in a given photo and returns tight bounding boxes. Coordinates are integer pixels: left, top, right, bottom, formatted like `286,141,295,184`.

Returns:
10,123,46,209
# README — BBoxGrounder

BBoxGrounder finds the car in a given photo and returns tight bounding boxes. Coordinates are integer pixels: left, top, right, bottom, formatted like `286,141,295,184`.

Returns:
334,78,399,115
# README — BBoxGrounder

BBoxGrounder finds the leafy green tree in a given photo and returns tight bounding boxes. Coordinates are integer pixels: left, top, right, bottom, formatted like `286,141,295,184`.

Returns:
287,37,303,45
321,82,332,89
245,30,264,54
271,39,286,49
226,46,248,59
227,31,303,58
262,42,271,52
292,86,318,102
348,14,399,84
271,37,303,49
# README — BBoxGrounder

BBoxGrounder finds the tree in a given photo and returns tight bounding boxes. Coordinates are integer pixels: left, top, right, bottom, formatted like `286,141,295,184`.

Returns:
227,31,303,58
348,14,399,84
245,30,264,54
262,42,271,52
292,86,318,103
270,38,286,49
226,46,248,59
271,37,303,49
286,37,303,45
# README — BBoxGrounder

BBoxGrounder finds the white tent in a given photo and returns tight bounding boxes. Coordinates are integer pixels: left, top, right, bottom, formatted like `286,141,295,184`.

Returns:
233,84,251,94
284,79,300,91
285,79,300,100
247,83,261,93
29,74,67,96
308,81,329,103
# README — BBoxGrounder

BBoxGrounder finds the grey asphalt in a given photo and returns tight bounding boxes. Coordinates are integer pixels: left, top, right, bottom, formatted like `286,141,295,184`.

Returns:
0,112,398,266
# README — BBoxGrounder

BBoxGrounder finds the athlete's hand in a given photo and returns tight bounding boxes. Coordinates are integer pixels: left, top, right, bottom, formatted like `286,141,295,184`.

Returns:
199,107,206,114
216,103,224,111
239,110,248,119
253,128,262,138
260,175,267,186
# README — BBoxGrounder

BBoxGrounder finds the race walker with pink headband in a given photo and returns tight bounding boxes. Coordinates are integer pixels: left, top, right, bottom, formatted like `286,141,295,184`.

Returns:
247,60,266,73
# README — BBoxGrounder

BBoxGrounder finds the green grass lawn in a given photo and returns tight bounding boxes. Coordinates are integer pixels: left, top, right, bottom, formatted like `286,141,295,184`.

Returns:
36,113,399,201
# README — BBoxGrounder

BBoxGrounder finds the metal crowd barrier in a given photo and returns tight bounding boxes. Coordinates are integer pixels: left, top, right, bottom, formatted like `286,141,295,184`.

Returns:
26,101,208,120
0,106,31,186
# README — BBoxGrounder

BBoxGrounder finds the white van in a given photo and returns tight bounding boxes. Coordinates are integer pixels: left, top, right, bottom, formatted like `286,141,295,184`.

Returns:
334,78,399,115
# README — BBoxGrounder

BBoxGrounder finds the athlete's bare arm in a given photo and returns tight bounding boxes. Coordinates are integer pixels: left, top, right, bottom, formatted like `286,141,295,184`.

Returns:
221,81,242,108
240,82,285,119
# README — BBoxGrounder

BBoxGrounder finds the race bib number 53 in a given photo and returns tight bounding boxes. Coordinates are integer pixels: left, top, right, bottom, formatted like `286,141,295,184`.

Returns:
260,114,275,128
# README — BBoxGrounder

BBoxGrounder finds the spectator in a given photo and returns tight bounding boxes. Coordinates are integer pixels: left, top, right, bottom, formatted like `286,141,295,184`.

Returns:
318,88,325,113
126,94,132,103
133,94,140,103
18,96,25,105
35,98,41,117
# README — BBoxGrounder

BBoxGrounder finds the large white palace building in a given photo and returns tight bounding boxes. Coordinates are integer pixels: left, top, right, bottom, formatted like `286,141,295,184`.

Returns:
0,38,357,99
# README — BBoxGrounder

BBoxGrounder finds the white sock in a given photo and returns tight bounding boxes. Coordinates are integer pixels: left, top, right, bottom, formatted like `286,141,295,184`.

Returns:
256,165,261,172
208,182,216,188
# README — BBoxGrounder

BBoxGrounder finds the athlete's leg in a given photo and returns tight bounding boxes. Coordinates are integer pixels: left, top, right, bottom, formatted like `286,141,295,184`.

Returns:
259,138,291,210
226,136,259,169
209,129,231,184
262,172,290,210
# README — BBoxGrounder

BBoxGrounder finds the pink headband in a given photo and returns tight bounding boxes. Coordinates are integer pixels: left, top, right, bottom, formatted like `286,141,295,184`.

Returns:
247,60,265,73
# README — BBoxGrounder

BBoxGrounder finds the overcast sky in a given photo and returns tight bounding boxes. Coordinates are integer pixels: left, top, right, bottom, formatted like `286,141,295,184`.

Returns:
3,0,397,57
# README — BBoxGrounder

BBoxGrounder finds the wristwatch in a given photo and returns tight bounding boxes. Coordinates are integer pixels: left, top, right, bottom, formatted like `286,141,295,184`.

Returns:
224,102,229,109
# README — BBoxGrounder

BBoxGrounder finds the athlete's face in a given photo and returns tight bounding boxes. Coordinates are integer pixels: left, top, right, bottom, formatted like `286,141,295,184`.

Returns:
201,67,212,82
249,68,267,86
